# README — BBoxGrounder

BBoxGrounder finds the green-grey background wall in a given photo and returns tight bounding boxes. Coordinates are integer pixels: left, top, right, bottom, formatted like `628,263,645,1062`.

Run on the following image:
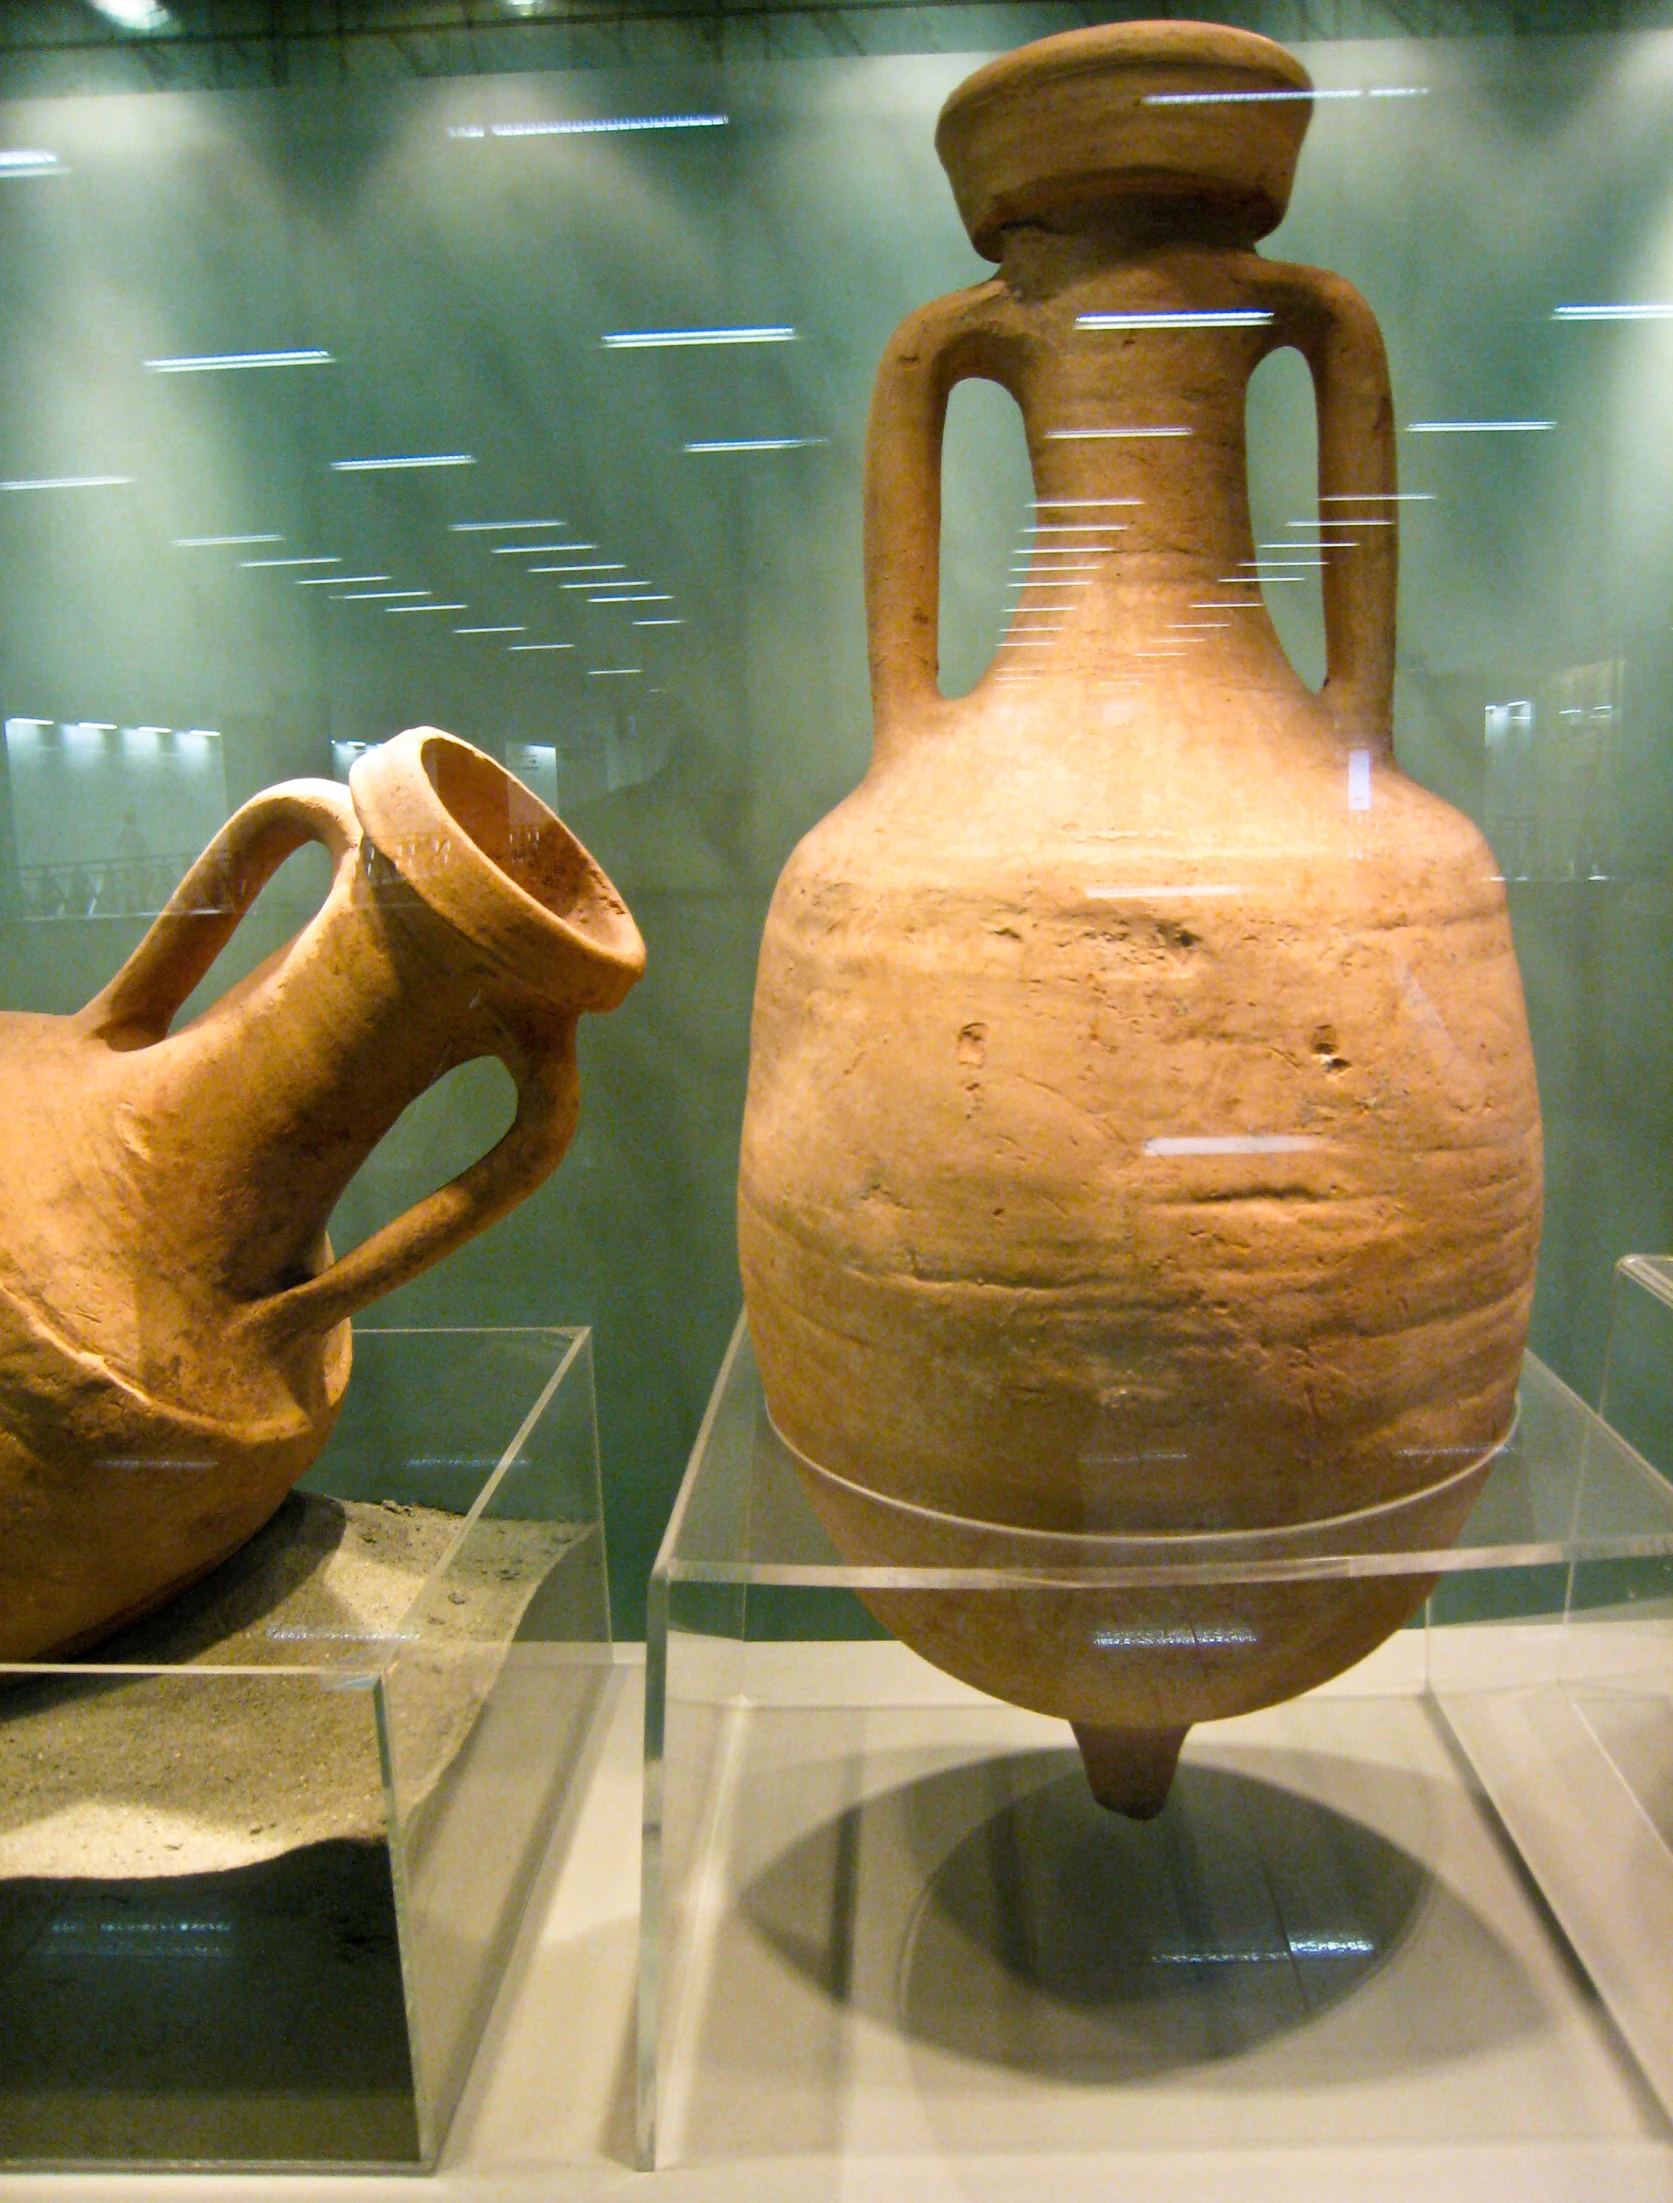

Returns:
2,2,1671,1630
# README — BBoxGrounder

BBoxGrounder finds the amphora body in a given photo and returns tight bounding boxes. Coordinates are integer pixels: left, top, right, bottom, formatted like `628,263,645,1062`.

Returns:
0,729,643,1660
739,22,1542,1814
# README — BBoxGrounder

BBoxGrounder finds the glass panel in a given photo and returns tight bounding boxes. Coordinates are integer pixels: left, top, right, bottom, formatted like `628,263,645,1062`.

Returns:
0,1323,607,2172
642,1315,1673,2166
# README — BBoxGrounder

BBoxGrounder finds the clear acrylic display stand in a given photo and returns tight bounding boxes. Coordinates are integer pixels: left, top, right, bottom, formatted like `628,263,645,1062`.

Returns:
641,1307,1673,2172
0,1325,611,2173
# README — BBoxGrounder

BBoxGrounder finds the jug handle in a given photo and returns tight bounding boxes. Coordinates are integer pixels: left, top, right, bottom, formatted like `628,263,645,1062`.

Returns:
85,780,360,1045
864,284,1023,750
1273,265,1398,751
249,1017,580,1338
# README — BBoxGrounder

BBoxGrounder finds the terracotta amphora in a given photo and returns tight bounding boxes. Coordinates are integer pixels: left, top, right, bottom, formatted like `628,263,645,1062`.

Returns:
0,728,643,1661
739,21,1542,1815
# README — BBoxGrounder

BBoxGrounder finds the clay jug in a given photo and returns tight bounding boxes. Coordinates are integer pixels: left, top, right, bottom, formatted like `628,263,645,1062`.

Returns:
739,22,1542,1815
0,727,644,1661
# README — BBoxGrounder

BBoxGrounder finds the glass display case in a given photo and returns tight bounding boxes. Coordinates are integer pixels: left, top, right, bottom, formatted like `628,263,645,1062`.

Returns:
3,7,1672,1637
642,1303,1673,2171
0,1324,612,2172
3,4,1673,2190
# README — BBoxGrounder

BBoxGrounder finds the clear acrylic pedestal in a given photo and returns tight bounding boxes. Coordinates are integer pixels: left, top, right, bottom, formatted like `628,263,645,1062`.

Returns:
0,1325,611,2173
641,1309,1673,2175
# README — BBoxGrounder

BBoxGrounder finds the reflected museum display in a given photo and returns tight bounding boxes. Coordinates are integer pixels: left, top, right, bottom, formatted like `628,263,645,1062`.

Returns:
0,728,643,1661
739,22,1543,1816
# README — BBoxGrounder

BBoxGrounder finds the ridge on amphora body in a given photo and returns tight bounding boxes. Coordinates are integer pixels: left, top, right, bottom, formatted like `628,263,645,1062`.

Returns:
0,728,644,1664
738,20,1543,1817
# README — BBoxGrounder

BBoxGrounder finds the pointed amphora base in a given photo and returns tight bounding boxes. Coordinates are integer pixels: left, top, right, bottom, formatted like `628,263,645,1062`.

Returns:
1072,1722,1189,1819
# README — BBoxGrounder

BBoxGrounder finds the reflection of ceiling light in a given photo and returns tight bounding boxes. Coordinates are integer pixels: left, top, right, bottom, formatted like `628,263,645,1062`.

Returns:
0,151,60,175
450,115,727,140
331,453,475,471
146,349,331,373
89,0,173,31
451,518,565,532
1553,304,1673,321
1406,419,1553,433
1,473,131,492
603,326,795,349
175,532,282,547
683,437,825,454
1077,310,1271,331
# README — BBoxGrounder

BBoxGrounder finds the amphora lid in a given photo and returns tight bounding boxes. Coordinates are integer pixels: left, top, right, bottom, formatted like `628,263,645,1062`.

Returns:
936,20,1313,259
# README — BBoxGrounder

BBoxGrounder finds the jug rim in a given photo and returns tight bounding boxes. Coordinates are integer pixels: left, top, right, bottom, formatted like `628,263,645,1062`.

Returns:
350,728,645,1013
936,20,1314,259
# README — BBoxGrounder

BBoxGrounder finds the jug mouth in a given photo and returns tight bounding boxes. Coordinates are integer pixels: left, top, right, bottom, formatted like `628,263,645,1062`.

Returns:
350,728,646,1013
936,21,1313,259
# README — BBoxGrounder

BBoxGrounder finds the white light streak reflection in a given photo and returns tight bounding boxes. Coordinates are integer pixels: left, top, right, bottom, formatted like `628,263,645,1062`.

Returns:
1034,498,1142,508
1145,1135,1317,1155
1287,517,1393,528
454,624,525,634
589,667,641,676
1,474,131,492
296,573,388,586
534,564,623,575
0,151,60,174
388,602,467,614
1319,492,1434,502
1078,310,1273,330
1048,426,1191,440
603,326,795,348
492,542,597,555
174,532,282,547
450,518,565,532
145,349,331,372
684,437,827,454
241,555,339,569
448,114,729,139
1406,420,1553,433
331,453,475,471
335,588,430,600
589,593,672,604
1145,85,1420,104
634,618,683,627
1553,304,1673,321
1092,1623,1258,1647
510,641,574,651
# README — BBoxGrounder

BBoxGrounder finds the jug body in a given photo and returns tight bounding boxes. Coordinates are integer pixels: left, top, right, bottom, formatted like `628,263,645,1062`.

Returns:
738,22,1541,1809
0,729,644,1660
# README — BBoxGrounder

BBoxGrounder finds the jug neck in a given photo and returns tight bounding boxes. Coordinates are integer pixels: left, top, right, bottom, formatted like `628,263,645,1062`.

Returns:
990,225,1289,669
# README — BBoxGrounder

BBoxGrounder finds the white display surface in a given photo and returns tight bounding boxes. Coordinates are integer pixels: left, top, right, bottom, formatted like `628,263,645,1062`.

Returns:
5,1641,1671,2203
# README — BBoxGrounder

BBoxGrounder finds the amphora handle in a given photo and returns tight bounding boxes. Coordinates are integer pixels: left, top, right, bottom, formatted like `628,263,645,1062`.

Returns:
1270,263,1399,750
87,779,360,1044
255,1019,579,1337
90,772,587,1336
863,286,1022,747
